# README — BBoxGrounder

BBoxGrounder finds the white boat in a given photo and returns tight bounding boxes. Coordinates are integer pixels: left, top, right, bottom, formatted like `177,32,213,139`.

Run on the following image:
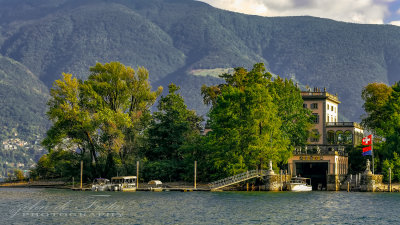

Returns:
288,177,312,192
91,178,111,191
148,180,163,192
110,176,137,192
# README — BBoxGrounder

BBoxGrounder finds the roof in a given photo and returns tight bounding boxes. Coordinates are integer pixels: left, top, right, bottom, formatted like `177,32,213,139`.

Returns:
148,180,162,185
94,178,110,181
111,176,137,180
301,91,341,104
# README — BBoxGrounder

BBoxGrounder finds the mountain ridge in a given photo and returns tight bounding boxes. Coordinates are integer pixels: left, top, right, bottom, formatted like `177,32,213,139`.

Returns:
0,0,399,141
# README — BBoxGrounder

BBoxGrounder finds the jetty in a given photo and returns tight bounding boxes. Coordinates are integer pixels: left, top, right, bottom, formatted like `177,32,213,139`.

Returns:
208,170,266,191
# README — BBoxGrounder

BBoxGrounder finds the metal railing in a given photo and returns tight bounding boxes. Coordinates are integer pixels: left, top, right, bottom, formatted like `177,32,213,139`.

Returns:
326,122,362,128
209,170,266,190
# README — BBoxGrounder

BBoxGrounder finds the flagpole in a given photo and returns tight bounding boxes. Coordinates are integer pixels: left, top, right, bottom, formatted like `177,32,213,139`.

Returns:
372,134,374,174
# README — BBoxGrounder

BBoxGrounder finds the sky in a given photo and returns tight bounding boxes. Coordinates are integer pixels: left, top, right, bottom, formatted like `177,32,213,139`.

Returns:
198,0,400,26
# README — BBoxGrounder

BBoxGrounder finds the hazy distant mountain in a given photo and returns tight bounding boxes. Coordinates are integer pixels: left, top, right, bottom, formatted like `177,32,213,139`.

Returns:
0,0,400,140
0,55,49,139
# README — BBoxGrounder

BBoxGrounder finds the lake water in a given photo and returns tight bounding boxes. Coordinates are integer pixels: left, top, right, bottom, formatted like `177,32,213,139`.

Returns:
0,188,399,224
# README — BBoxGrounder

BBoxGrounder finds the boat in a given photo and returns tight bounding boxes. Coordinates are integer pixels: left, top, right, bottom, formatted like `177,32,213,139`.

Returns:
110,176,137,192
91,178,111,191
148,180,163,192
288,177,312,192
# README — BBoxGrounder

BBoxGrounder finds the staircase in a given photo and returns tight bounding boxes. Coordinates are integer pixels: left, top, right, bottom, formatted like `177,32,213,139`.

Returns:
208,170,266,190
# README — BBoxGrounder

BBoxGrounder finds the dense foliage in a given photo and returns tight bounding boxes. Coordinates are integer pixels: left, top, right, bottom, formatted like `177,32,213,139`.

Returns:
201,63,312,179
33,62,312,183
361,82,400,181
142,84,203,182
39,62,162,179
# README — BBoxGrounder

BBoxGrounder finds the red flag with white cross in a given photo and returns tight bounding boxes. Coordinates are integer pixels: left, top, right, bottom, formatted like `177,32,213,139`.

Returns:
362,134,372,145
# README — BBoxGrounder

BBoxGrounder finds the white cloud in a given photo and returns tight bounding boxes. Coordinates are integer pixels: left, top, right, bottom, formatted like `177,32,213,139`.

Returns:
198,0,391,24
397,8,400,14
390,20,400,26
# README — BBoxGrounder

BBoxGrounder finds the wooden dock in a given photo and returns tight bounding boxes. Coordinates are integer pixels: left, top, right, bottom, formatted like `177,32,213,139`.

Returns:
136,188,210,192
71,187,91,191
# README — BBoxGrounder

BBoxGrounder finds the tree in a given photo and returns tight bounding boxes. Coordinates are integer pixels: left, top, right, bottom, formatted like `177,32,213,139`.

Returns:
14,169,24,181
143,83,203,181
383,82,400,158
201,63,307,178
31,149,79,180
361,82,400,177
361,82,392,136
382,152,400,182
269,77,312,148
42,62,162,178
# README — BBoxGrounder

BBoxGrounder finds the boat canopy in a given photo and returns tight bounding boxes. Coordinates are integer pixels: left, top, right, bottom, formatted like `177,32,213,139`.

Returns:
94,178,110,181
111,176,137,180
148,180,162,185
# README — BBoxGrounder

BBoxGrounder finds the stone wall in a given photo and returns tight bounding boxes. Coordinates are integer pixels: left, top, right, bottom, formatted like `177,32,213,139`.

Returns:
327,174,347,191
360,174,383,192
263,174,291,191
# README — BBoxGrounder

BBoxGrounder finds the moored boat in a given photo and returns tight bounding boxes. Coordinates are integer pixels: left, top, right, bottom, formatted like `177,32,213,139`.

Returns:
110,176,137,192
148,180,163,192
288,177,312,192
91,178,111,191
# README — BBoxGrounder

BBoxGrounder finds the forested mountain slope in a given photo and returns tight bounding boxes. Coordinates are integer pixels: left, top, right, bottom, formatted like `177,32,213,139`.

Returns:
0,0,399,141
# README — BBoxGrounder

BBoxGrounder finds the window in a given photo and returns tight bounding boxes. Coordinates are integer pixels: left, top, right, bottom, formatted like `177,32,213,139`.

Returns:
336,131,344,144
331,106,334,111
312,113,319,124
327,116,330,122
327,130,335,144
311,103,318,109
344,130,353,144
327,104,329,110
303,104,307,108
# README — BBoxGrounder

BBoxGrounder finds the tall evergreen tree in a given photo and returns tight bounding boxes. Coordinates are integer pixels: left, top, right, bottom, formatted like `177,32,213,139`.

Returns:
144,83,203,181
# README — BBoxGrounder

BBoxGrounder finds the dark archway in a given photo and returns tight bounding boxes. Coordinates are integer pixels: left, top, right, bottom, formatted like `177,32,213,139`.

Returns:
295,162,328,190
336,131,344,144
344,130,353,145
327,130,335,144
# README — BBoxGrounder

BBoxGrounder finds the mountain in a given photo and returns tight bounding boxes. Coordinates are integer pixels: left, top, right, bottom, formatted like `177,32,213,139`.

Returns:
0,0,400,143
0,55,49,140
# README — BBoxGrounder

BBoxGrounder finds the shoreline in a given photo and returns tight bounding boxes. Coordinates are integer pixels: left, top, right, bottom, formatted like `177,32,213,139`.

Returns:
0,180,210,190
1,180,400,192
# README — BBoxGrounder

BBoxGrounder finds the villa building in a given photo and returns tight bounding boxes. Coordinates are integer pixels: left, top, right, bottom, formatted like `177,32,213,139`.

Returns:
287,87,364,190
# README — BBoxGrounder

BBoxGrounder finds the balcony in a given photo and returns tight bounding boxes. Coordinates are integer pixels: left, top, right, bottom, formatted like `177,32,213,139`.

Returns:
293,145,348,156
326,122,362,129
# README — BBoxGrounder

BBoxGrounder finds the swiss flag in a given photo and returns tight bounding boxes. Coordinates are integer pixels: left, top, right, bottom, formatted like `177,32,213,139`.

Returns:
362,135,372,145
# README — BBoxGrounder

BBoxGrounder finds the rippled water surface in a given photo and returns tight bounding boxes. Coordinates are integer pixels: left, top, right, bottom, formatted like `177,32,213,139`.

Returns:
0,188,399,224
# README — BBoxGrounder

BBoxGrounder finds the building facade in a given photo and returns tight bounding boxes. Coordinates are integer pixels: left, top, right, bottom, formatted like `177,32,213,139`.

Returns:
287,88,363,190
